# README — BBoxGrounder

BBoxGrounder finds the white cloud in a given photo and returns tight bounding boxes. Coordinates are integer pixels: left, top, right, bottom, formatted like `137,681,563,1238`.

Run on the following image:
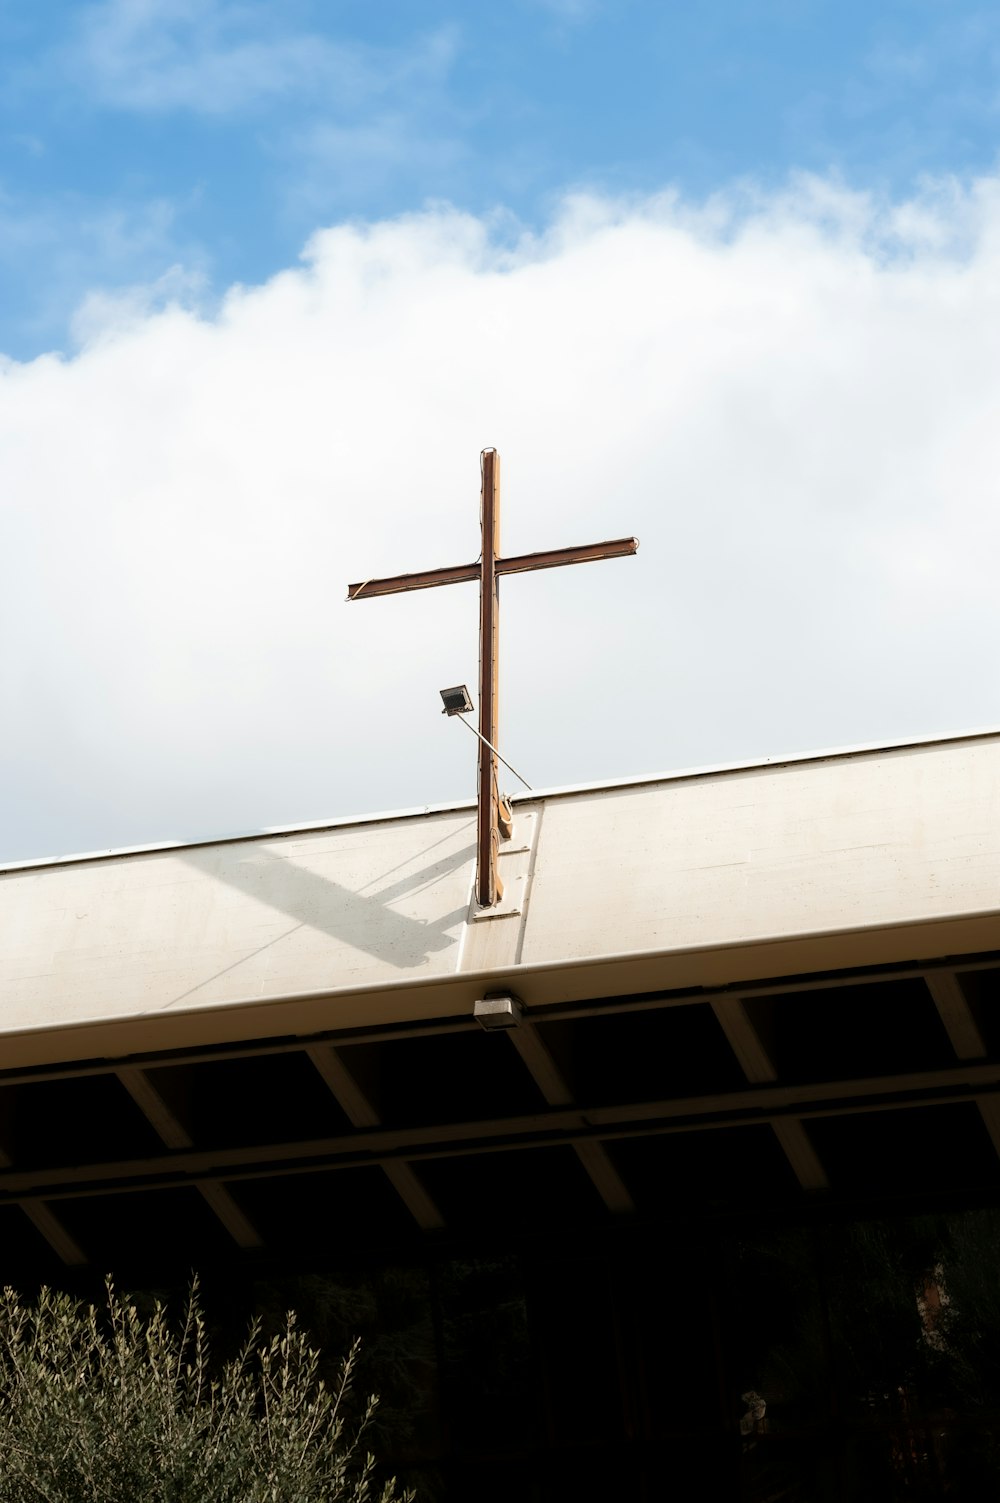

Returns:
69,261,209,345
0,189,204,353
528,0,601,21
65,0,458,116
2,175,999,859
286,116,469,214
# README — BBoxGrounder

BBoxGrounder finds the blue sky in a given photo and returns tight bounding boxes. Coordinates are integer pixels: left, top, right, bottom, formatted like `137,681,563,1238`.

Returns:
3,1,1000,860
2,0,1000,358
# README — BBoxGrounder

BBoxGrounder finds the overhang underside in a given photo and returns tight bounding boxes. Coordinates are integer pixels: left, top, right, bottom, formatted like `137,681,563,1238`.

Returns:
3,950,1000,1277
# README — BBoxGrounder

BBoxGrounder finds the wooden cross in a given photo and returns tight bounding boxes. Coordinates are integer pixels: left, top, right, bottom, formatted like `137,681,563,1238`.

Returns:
347,449,638,908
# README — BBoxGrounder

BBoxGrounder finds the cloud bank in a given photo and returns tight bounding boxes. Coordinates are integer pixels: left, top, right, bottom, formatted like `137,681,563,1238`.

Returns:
2,175,998,859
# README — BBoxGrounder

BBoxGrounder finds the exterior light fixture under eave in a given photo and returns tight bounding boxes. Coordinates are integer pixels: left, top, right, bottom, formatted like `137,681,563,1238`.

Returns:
474,994,524,1031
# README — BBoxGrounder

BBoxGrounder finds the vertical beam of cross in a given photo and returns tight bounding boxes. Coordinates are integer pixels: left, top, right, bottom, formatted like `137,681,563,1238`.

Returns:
347,449,637,907
478,449,505,906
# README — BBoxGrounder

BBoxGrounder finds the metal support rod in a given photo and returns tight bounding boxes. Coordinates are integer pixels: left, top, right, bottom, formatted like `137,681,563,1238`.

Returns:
452,711,532,790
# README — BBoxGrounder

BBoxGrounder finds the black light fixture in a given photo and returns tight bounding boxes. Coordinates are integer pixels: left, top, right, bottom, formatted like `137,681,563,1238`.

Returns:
440,684,474,716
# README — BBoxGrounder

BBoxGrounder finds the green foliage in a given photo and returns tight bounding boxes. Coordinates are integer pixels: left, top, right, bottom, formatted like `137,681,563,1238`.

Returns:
0,1278,415,1503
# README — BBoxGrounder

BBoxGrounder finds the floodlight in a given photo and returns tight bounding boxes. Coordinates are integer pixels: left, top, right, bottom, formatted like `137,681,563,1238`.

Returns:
440,684,474,716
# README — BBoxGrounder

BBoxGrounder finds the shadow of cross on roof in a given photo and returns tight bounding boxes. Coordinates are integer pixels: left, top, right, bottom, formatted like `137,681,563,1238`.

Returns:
164,824,475,1008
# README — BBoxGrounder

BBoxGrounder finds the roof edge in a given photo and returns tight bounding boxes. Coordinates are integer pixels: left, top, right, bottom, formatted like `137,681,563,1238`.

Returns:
3,721,999,874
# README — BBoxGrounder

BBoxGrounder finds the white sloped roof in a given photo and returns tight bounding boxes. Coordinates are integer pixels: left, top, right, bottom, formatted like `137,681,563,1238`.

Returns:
2,728,999,1067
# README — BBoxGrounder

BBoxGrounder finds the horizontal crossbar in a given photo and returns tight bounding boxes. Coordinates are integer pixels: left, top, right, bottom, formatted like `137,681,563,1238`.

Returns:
347,537,638,600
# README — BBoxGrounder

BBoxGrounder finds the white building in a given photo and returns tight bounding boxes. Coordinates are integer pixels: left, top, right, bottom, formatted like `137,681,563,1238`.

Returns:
3,727,999,1497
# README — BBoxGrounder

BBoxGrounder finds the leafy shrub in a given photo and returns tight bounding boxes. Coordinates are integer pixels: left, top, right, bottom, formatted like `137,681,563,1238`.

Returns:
0,1278,414,1503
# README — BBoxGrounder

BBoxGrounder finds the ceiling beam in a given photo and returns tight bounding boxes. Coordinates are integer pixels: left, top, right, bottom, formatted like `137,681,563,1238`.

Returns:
506,1020,635,1214
711,997,777,1083
507,1025,574,1106
196,1180,262,1249
7,1081,995,1211
21,1201,86,1265
117,1066,263,1249
3,1061,999,1203
117,1067,192,1148
306,1046,379,1128
381,1163,446,1231
571,1139,635,1213
770,1118,829,1191
925,972,987,1060
926,975,1000,1166
974,1092,1000,1157
306,1045,444,1231
532,956,1000,1024
710,997,830,1190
